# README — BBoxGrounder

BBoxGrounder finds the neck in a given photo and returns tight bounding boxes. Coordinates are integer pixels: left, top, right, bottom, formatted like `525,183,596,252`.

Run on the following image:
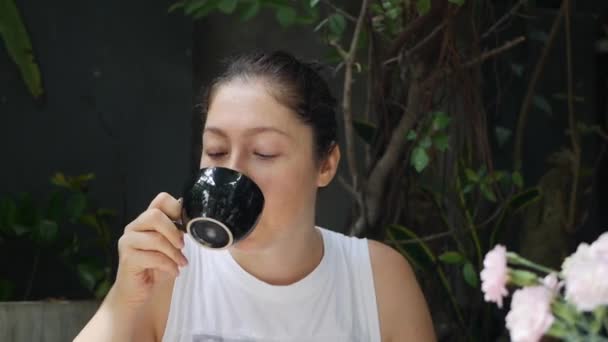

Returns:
229,224,324,286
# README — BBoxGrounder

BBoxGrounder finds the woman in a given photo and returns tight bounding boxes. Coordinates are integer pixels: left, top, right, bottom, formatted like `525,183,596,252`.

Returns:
75,51,435,341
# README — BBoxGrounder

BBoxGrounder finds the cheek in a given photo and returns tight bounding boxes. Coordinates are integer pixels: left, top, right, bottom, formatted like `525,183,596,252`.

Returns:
251,161,318,220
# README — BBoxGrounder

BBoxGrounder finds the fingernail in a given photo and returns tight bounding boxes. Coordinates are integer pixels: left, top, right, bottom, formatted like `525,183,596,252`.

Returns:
181,255,189,266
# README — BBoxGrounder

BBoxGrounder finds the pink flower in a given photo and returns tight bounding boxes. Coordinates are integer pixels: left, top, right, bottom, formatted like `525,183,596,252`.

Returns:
506,286,555,342
562,239,608,312
590,231,608,260
542,273,561,294
481,245,509,308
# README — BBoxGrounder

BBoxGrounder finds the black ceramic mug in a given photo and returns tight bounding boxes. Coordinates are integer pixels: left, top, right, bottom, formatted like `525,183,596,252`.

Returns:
176,167,265,249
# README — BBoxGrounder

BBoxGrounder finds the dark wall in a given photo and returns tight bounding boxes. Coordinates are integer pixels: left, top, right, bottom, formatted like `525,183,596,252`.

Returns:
0,0,193,228
0,1,353,298
0,0,192,298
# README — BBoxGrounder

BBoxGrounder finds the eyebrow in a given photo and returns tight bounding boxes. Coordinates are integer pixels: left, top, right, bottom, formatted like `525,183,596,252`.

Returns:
203,126,292,139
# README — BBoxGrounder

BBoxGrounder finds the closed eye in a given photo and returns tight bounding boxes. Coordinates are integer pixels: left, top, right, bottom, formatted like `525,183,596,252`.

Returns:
254,152,278,160
206,152,227,159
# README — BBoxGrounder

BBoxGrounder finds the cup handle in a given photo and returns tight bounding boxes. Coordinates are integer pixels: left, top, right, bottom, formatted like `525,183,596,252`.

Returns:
172,202,188,233
172,219,186,232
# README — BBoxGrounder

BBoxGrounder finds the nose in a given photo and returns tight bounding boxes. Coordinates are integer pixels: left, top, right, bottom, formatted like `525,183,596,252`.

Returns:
224,151,248,176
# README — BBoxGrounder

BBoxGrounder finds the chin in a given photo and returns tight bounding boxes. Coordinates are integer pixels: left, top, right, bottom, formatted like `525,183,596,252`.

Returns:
231,226,273,252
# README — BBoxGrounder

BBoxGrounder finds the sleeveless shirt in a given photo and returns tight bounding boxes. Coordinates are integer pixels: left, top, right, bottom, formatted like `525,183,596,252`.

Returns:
162,227,381,342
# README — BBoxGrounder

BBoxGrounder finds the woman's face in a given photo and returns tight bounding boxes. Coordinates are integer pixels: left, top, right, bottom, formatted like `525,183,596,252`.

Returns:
199,79,336,250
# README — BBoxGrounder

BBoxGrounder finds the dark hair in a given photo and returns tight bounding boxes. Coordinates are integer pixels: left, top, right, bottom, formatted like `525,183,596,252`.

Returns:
198,50,338,164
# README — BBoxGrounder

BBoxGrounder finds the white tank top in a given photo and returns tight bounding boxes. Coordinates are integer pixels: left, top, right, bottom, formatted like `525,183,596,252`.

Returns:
162,227,381,342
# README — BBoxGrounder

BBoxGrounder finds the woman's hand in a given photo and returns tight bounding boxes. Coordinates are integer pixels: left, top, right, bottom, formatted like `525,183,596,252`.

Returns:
112,192,188,310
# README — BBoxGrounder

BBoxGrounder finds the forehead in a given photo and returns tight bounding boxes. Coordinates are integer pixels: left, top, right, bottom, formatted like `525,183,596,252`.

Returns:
205,80,300,133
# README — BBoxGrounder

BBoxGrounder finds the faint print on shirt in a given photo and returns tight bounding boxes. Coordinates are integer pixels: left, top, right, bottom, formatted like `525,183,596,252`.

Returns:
193,334,256,342
192,334,355,342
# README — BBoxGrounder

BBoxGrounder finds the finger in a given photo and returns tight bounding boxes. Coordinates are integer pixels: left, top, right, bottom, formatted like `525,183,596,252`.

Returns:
129,249,180,277
126,208,185,250
127,231,188,267
147,192,182,221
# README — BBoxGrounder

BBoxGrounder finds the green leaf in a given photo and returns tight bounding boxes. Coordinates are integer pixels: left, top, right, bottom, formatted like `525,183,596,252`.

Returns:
276,6,297,27
448,0,465,5
495,126,512,147
309,0,320,7
168,1,185,12
488,171,505,183
0,0,44,98
386,7,401,20
191,0,221,19
16,193,39,227
46,191,64,222
432,111,451,131
416,0,431,15
79,214,99,229
12,224,30,236
184,0,208,15
462,184,474,194
96,208,117,218
76,173,95,182
94,278,112,299
419,136,432,149
50,172,70,188
240,0,260,21
480,183,497,202
65,193,87,222
353,119,377,145
509,187,540,213
328,13,346,38
439,251,464,264
0,197,17,234
217,0,237,14
533,95,552,115
35,219,58,244
510,63,523,77
77,263,103,291
462,262,478,287
433,133,449,151
465,168,479,183
411,147,429,173
406,130,417,141
512,171,524,188
0,279,14,301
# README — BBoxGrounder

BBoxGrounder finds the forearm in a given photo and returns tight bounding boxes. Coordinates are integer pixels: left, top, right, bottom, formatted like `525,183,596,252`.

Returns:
73,286,139,342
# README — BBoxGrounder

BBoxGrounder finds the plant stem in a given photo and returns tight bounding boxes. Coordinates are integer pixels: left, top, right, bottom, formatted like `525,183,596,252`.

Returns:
456,171,482,267
514,1,567,169
23,247,41,300
435,263,468,333
506,252,559,274
564,0,580,233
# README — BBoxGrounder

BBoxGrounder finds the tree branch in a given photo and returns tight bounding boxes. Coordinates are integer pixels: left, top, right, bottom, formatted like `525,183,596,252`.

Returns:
564,0,580,233
321,0,356,22
387,7,442,58
341,0,369,192
351,70,423,236
384,21,447,66
422,36,526,88
461,36,526,68
481,0,527,40
514,1,567,170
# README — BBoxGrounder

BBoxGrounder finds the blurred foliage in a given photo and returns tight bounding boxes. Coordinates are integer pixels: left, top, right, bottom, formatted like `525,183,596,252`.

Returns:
0,173,115,301
0,0,43,98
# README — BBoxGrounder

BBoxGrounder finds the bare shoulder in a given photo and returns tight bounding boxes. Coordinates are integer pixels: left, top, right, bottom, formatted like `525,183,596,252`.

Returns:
368,240,436,342
132,270,176,342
